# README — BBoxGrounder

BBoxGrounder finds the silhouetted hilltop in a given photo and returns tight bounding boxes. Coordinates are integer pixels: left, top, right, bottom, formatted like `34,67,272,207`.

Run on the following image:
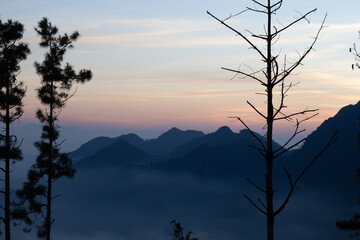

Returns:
168,126,273,158
153,126,284,178
142,127,204,155
69,136,120,162
290,101,360,193
76,139,153,169
69,134,148,161
69,127,203,160
73,125,284,172
152,138,265,179
168,126,241,158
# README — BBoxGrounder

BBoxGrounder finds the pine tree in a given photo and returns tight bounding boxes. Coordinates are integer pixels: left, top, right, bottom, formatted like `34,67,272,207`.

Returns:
0,19,30,240
15,18,92,240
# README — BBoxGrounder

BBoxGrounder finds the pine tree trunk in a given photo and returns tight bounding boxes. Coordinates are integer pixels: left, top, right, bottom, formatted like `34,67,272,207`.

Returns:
45,80,54,240
46,170,52,240
5,82,11,240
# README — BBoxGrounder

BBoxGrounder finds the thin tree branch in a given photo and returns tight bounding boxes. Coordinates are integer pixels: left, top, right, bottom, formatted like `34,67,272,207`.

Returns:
223,9,249,21
251,0,267,9
274,137,307,159
273,14,327,86
258,198,267,210
244,194,267,215
274,131,338,216
247,101,266,119
274,108,318,121
247,7,267,14
249,145,266,157
247,177,266,193
229,116,266,151
207,11,267,60
270,0,283,12
222,67,267,86
271,8,317,38
274,113,318,154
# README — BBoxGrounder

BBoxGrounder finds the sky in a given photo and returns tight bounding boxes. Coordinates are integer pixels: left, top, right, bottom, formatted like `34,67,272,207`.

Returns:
1,0,360,145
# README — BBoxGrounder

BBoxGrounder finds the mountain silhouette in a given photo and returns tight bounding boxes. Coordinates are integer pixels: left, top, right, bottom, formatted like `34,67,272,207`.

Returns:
152,138,265,179
51,102,360,240
69,127,203,160
151,126,285,179
290,101,360,193
76,139,153,169
138,127,204,155
69,136,120,162
72,102,360,189
168,126,280,158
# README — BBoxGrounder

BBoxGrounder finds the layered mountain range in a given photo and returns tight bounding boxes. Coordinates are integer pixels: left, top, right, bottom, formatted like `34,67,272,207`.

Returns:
55,101,360,240
71,101,360,184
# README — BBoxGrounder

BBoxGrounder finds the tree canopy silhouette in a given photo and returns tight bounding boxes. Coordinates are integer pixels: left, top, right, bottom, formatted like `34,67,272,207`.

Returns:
336,169,360,238
14,18,92,240
207,1,337,240
0,18,30,240
170,220,198,240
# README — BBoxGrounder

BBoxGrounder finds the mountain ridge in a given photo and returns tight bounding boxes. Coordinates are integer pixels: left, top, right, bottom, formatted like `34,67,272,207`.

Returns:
71,101,360,188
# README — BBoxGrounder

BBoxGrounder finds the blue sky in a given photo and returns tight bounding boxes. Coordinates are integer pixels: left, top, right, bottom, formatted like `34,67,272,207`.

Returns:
1,0,360,143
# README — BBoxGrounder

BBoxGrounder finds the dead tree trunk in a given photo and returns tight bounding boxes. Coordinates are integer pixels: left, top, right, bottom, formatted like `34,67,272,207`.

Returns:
207,1,337,239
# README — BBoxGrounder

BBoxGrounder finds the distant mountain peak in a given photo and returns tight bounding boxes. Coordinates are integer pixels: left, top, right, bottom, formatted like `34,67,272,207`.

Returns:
158,127,204,139
215,126,233,135
333,101,360,117
168,127,181,133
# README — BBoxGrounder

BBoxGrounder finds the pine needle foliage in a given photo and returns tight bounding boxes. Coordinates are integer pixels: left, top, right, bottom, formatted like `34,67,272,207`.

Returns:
14,18,92,240
0,19,30,240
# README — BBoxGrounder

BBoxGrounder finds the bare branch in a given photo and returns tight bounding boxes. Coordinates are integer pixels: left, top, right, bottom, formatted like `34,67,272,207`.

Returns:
251,33,268,40
223,9,249,22
274,137,307,159
282,167,293,187
273,79,292,119
271,8,317,38
52,194,63,200
274,131,338,216
244,194,267,215
247,7,267,14
274,108,318,121
247,101,266,119
258,198,267,210
270,0,283,12
247,177,266,193
273,14,327,86
274,113,318,155
273,123,304,154
207,11,267,60
251,0,267,9
249,145,266,157
229,116,266,151
222,67,267,86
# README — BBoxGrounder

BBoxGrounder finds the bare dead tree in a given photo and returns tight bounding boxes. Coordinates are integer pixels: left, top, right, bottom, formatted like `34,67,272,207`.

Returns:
349,31,360,70
207,1,338,240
